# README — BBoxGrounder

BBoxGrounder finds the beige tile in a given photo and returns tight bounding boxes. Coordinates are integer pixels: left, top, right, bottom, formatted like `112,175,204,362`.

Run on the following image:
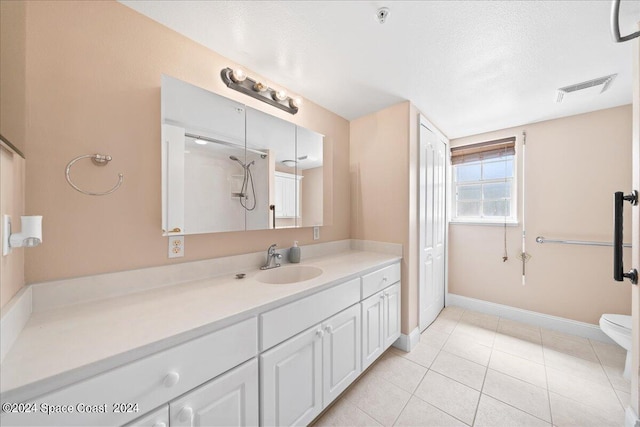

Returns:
482,369,551,422
474,394,551,427
439,306,465,321
429,316,458,335
541,330,598,362
615,388,631,408
494,333,544,364
453,322,496,347
368,352,427,393
550,391,625,427
343,373,411,426
431,350,487,390
497,318,542,344
459,310,499,331
543,348,609,385
590,339,626,369
546,366,624,419
413,370,480,425
604,364,631,392
313,398,382,427
398,340,441,368
420,328,450,349
540,328,590,345
394,396,467,427
443,330,492,366
488,350,547,389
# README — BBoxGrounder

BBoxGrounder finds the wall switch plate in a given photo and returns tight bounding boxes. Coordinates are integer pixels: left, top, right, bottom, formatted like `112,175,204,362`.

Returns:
168,235,184,258
313,226,320,240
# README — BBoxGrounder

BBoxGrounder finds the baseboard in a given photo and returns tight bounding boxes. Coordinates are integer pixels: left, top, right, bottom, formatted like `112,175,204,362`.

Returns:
626,406,640,427
0,286,32,363
393,327,420,352
446,293,614,344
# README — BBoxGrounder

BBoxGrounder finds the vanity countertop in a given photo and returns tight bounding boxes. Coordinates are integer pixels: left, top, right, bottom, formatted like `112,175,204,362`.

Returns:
0,249,401,401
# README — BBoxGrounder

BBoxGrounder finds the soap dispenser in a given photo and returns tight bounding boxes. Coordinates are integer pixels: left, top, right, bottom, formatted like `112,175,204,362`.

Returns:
289,241,301,263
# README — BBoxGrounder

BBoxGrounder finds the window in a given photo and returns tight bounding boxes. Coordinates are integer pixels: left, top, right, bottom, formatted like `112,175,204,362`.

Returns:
451,137,517,224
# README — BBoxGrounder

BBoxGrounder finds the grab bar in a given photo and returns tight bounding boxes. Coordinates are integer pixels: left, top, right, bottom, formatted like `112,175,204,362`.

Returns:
536,236,631,248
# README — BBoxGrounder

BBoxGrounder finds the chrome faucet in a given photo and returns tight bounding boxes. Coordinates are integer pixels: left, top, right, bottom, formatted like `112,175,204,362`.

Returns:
261,244,282,270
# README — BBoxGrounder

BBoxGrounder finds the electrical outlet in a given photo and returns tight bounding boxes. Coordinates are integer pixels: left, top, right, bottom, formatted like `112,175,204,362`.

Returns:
313,226,320,240
168,235,184,258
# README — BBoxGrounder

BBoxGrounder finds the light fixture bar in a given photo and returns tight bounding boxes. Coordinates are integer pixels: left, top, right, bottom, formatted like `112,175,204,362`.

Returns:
220,68,299,115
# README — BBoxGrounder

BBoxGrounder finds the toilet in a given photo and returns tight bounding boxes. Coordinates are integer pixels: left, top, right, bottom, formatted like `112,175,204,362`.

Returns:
599,314,633,380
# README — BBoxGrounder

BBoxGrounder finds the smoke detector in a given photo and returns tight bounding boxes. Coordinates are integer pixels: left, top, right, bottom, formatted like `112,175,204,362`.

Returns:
556,74,617,103
376,7,389,24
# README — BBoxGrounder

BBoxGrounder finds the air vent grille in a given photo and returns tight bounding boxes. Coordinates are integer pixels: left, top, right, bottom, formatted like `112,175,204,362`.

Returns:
556,74,617,103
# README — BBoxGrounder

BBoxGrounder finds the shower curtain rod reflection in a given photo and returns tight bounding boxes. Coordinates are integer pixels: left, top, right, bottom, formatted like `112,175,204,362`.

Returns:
184,133,268,157
536,236,631,248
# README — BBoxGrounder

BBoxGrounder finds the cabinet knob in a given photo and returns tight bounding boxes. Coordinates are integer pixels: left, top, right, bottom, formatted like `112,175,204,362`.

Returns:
383,276,388,282
316,328,325,338
153,423,167,427
384,292,390,298
163,371,180,388
379,294,385,300
179,407,194,425
325,325,333,334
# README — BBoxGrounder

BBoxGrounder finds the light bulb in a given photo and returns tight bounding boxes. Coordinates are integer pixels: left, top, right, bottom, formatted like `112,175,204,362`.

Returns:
230,68,247,83
194,139,207,145
253,81,267,92
272,89,287,101
289,96,303,109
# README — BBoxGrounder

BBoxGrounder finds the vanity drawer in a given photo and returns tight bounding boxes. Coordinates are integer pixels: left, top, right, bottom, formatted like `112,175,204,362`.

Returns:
260,278,360,351
0,317,257,427
361,263,401,299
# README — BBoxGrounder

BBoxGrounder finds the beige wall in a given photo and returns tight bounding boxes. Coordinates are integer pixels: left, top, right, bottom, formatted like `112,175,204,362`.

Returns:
22,1,350,283
0,147,26,308
449,105,632,325
0,0,27,152
0,0,27,308
350,102,416,333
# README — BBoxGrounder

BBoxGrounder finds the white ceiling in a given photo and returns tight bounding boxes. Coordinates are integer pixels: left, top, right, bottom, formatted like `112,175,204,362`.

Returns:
120,1,640,139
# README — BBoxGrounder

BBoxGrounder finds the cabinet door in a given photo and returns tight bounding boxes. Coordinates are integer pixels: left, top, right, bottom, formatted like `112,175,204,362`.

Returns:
322,304,361,405
361,292,385,370
124,405,168,427
170,359,259,427
261,325,323,426
383,283,401,349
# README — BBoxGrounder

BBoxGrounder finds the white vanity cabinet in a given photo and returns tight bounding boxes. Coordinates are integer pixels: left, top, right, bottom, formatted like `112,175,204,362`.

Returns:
1,318,258,427
360,263,401,371
361,290,385,370
124,405,169,427
169,359,259,427
260,304,361,427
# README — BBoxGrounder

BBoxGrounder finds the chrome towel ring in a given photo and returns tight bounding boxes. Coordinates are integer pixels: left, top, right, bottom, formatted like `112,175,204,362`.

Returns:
65,154,123,196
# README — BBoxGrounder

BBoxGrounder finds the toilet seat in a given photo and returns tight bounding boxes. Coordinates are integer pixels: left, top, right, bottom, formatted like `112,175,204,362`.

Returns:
601,313,632,330
600,314,632,351
599,313,632,381
602,314,632,334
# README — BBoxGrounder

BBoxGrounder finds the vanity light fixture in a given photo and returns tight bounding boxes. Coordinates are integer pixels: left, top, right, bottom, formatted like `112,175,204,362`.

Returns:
194,138,208,145
221,67,300,115
229,68,247,83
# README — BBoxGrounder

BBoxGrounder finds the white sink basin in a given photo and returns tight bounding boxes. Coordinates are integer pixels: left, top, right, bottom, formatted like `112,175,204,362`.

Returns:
256,265,323,284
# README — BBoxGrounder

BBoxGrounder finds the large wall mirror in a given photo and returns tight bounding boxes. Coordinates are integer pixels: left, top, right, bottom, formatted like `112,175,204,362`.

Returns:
161,75,324,235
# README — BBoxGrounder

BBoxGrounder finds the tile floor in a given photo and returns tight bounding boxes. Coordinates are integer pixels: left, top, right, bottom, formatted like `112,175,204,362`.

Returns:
312,306,630,427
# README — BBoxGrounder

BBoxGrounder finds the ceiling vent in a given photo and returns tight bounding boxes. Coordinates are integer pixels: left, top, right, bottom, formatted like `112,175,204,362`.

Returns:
555,74,617,103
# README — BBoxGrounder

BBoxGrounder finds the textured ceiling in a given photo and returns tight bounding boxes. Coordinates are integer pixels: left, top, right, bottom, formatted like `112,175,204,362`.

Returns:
120,1,640,138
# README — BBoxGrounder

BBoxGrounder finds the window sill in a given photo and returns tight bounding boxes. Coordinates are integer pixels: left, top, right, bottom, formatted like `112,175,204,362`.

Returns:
449,219,519,227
